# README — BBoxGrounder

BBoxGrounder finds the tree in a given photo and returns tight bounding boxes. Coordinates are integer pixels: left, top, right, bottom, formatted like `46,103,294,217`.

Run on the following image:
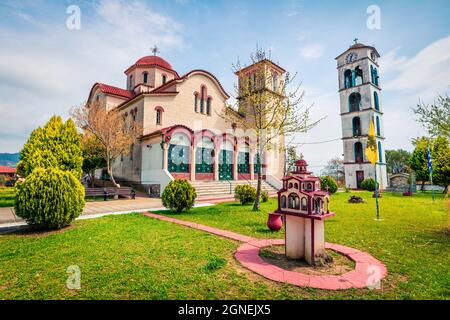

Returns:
285,146,298,175
409,136,450,193
71,102,142,187
17,116,83,179
81,133,106,187
223,47,322,211
322,157,344,185
385,149,411,174
413,92,450,139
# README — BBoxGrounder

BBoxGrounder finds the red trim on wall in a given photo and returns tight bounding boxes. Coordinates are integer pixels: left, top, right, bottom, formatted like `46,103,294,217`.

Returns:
195,173,214,181
238,173,251,180
171,173,191,180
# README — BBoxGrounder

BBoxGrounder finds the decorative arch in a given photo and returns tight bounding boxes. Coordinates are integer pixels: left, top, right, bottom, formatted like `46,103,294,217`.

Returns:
378,141,383,162
376,116,381,136
374,91,380,110
349,92,361,112
352,116,361,136
354,142,363,163
168,131,191,174
288,193,300,210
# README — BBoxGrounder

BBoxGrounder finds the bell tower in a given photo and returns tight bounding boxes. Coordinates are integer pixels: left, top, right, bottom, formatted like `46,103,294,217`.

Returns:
335,40,387,189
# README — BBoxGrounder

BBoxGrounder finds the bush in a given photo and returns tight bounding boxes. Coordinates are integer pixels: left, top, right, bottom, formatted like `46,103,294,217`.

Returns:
234,184,256,205
261,190,269,202
19,116,83,179
162,179,197,213
361,178,378,191
320,176,338,193
15,168,85,230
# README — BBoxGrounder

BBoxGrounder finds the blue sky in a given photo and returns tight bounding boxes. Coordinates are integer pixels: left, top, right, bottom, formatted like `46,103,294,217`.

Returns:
0,0,449,173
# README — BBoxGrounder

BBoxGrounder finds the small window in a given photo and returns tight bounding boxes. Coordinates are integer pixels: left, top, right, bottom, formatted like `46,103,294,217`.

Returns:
156,109,162,125
272,72,278,91
143,72,148,84
194,94,198,112
294,183,298,189
200,86,206,114
206,98,211,115
128,75,133,90
289,182,293,189
162,74,167,84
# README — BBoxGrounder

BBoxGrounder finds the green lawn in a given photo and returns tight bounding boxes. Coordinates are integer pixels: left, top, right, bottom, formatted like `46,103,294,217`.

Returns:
0,187,15,208
0,191,448,299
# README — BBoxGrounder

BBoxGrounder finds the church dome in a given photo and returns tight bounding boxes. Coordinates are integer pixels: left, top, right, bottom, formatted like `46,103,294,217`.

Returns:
295,159,308,166
125,55,174,73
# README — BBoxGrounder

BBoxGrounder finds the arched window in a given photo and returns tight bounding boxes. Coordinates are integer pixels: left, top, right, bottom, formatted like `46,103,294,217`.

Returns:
374,92,380,111
143,72,148,84
378,141,383,162
352,117,361,136
371,66,379,85
306,183,313,191
237,143,250,174
272,72,278,91
156,109,162,125
354,66,363,86
294,183,298,189
288,193,300,210
301,197,308,211
354,142,363,163
200,86,206,113
195,137,214,173
281,196,286,208
206,97,212,115
162,74,167,85
344,69,352,88
289,182,293,189
168,132,191,173
349,92,361,112
376,116,381,136
194,93,198,112
128,75,133,90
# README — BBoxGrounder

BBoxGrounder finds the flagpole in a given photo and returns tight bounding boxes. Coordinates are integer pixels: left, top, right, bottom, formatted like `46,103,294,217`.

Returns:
374,163,380,220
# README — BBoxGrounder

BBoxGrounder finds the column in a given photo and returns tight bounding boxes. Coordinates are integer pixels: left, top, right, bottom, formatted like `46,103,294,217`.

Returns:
190,145,196,181
162,142,169,171
233,149,238,181
250,151,255,180
214,149,219,181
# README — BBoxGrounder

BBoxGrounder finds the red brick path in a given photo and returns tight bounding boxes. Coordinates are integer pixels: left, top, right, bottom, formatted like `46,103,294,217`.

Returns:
143,212,387,290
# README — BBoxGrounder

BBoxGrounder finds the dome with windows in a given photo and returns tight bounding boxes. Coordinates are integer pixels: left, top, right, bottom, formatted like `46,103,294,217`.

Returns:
125,55,174,73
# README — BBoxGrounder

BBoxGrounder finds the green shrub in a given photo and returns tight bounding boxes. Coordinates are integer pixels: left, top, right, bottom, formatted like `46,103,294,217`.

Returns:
19,116,83,179
15,168,85,230
261,190,269,202
320,176,338,193
162,179,197,213
361,178,378,191
234,184,256,205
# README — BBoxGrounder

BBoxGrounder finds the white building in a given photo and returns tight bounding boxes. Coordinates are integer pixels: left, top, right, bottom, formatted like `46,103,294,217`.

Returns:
335,41,388,189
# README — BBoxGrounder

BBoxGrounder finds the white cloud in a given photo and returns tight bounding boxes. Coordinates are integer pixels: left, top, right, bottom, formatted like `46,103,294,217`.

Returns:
0,0,186,152
299,43,324,59
382,35,450,100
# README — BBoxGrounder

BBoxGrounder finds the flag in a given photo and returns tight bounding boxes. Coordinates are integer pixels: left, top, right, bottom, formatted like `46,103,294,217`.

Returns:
365,120,378,165
427,145,433,173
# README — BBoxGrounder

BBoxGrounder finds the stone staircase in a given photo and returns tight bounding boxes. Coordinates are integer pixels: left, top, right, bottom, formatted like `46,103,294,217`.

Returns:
190,180,279,203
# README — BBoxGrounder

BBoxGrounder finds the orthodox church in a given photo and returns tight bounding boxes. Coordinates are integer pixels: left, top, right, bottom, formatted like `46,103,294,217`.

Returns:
86,53,285,194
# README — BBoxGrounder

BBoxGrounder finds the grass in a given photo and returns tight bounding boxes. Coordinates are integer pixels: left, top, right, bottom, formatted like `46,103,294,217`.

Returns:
0,187,15,208
0,191,448,299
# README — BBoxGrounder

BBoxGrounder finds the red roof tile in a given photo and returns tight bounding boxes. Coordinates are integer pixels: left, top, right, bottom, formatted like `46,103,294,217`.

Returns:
97,83,134,99
0,166,16,174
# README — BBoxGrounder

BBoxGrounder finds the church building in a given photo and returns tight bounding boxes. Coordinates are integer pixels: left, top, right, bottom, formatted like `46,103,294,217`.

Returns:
336,40,388,189
86,54,285,195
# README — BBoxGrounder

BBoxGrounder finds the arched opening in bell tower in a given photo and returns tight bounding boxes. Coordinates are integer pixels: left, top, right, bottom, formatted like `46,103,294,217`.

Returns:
354,142,363,163
349,92,361,112
352,117,361,136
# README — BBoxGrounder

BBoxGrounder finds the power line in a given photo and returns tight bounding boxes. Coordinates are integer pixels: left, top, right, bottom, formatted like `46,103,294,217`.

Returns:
287,137,341,146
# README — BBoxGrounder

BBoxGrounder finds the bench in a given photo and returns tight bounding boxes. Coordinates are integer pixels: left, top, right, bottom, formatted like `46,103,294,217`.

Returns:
85,187,136,201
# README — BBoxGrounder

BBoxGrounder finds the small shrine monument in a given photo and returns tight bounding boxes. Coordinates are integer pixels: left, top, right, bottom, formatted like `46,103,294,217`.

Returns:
272,158,335,265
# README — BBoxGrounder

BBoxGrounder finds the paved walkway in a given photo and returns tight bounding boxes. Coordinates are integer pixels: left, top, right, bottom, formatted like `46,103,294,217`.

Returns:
0,197,164,226
144,212,388,291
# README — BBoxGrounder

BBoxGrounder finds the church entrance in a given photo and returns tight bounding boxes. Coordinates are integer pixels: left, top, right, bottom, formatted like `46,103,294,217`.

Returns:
219,150,233,180
356,170,364,189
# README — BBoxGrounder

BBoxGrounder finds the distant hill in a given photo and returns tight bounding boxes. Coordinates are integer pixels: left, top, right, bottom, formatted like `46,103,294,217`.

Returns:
0,153,20,167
